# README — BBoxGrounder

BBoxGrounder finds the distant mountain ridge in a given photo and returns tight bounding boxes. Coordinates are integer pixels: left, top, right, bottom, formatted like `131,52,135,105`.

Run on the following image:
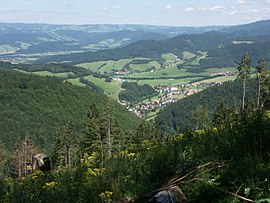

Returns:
0,23,225,57
220,19,270,36
34,19,270,66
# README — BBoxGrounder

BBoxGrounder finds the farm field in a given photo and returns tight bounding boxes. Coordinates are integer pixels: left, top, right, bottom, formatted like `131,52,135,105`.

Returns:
127,66,199,79
76,59,132,73
76,58,161,74
32,71,76,78
10,51,239,117
129,77,205,86
192,75,237,85
66,78,86,87
13,69,76,78
83,75,123,99
129,60,161,72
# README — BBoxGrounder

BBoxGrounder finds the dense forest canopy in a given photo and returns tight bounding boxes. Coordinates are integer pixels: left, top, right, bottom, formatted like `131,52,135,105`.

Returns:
155,79,258,133
118,82,156,103
0,70,141,151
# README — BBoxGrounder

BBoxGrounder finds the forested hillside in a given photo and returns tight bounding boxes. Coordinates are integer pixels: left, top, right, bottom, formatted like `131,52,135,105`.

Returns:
155,79,258,133
0,20,270,203
33,20,270,66
0,70,141,151
35,32,233,64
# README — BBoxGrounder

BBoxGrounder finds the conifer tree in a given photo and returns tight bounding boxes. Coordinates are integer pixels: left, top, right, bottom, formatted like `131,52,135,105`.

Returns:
237,53,252,110
54,121,77,168
81,104,103,154
101,102,121,157
192,105,209,130
22,133,35,175
11,133,35,177
256,58,269,109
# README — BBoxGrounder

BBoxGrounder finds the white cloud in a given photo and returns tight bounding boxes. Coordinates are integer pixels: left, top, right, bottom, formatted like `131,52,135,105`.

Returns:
247,8,259,13
237,0,246,4
163,5,171,10
166,5,171,9
100,5,121,11
261,0,270,4
209,6,226,11
112,5,121,9
184,7,194,12
198,7,207,11
229,10,238,15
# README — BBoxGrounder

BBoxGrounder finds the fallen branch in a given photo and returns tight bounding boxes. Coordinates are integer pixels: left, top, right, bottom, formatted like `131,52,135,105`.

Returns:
227,191,255,203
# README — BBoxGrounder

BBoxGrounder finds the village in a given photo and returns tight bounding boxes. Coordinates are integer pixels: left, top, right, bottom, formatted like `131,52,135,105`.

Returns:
118,80,225,117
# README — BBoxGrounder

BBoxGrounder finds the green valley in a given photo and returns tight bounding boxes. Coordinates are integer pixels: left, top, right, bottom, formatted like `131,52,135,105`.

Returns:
1,19,270,203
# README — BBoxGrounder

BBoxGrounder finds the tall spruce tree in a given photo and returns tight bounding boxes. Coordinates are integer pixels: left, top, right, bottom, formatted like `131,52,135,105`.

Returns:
237,53,252,110
192,105,209,130
54,121,77,168
81,104,104,155
11,133,35,177
101,102,121,157
256,58,269,109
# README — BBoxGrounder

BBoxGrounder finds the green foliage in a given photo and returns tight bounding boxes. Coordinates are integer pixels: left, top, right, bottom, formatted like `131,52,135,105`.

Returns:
1,55,270,203
79,77,104,94
200,57,236,68
0,70,141,152
119,82,156,102
155,78,257,133
1,108,270,202
237,53,251,81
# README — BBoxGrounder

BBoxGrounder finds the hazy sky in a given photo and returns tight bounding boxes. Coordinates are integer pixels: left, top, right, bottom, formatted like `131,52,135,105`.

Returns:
0,0,270,26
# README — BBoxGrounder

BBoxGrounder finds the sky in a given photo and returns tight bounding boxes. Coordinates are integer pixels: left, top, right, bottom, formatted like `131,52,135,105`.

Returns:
0,0,270,26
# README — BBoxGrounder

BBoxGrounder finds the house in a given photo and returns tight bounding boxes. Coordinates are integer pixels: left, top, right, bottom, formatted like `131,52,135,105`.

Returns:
170,86,179,92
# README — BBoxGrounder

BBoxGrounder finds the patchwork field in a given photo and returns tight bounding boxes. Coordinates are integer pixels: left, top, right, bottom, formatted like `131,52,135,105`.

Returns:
76,59,132,73
11,52,238,108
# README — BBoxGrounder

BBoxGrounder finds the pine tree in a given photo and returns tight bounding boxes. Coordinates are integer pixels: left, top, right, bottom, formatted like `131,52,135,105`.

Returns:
192,105,209,130
101,102,121,157
256,58,270,109
22,133,35,175
11,133,35,177
81,104,104,154
237,53,252,110
54,121,77,168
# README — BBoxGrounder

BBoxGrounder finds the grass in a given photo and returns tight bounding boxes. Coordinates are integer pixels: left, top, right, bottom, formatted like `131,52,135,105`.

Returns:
145,109,160,121
128,65,198,79
183,51,196,60
32,71,75,78
76,61,108,72
102,59,132,72
66,78,86,87
162,53,178,61
83,75,123,99
129,61,161,72
192,75,236,85
202,67,237,75
0,44,17,54
129,77,204,86
77,59,132,73
77,58,161,74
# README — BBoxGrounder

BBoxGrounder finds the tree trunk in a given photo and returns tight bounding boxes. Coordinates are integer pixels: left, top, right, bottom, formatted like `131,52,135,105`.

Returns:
257,75,261,109
68,147,71,168
108,123,112,157
242,78,246,110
